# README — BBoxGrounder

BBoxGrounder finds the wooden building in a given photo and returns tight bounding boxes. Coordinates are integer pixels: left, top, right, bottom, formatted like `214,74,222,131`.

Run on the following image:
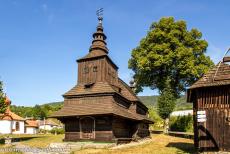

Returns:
187,55,230,152
51,15,153,142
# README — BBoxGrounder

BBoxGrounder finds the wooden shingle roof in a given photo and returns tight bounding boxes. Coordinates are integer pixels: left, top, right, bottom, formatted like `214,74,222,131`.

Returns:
51,96,152,123
63,79,146,108
63,82,116,96
77,50,107,61
189,61,230,89
118,78,139,101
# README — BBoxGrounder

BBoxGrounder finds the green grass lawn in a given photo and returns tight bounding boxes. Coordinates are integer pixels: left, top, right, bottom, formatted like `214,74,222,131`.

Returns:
0,134,64,154
0,134,64,148
76,134,196,154
19,134,64,147
0,134,196,154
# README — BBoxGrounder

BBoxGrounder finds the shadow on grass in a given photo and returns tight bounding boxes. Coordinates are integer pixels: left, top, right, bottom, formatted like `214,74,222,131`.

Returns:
166,142,197,154
0,136,42,144
12,136,42,142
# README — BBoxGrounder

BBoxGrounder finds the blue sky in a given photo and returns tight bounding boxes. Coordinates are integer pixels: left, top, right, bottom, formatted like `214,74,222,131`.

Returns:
1,0,230,106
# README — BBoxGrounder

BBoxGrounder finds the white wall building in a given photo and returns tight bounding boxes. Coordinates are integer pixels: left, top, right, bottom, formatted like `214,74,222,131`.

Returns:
0,111,25,134
0,96,30,134
38,119,60,131
25,120,39,134
170,110,193,117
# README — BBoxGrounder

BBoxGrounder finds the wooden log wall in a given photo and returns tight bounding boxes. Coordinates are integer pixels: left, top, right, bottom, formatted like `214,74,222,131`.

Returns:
136,123,150,138
63,116,114,141
194,85,230,151
95,116,113,141
78,57,118,85
196,109,230,151
196,86,230,109
112,116,133,138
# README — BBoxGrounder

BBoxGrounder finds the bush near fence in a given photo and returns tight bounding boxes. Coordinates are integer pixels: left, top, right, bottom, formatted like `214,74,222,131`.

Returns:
169,115,193,132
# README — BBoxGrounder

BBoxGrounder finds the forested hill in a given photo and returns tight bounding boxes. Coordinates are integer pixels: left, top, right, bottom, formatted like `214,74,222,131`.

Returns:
139,95,192,110
10,95,192,119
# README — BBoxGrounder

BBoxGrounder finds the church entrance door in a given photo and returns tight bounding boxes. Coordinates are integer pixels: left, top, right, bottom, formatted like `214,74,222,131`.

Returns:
80,117,95,139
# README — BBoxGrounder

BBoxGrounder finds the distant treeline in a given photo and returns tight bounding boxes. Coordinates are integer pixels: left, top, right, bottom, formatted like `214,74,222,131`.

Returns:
139,95,192,110
10,102,63,119
10,96,192,119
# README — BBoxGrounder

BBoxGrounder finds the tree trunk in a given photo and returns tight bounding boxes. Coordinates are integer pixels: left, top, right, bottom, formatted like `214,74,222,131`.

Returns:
164,118,169,134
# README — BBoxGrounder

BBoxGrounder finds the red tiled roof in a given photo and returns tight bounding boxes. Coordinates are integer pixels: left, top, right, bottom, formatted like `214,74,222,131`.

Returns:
4,96,11,106
25,120,38,127
38,120,59,126
1,111,25,121
0,96,25,121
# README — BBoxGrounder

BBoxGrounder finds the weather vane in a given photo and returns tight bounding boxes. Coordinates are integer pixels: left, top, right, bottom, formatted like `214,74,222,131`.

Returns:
96,8,103,23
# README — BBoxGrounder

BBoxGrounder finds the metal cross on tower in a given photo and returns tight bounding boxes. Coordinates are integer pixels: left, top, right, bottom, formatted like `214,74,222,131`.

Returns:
96,8,103,23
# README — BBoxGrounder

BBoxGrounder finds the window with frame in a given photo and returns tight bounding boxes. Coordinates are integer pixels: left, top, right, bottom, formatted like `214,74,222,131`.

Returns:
136,105,146,115
16,122,20,131
83,67,89,74
108,68,111,75
93,66,98,72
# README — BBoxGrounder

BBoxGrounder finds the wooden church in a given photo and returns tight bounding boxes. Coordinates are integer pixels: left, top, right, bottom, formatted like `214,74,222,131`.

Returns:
51,14,153,142
187,54,230,152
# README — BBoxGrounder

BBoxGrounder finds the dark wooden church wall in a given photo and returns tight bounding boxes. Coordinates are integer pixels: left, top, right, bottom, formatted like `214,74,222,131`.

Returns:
78,57,118,85
104,58,118,84
78,58,105,84
95,116,113,141
136,104,147,115
63,116,114,141
194,86,230,151
113,95,131,109
64,118,80,141
129,102,137,113
136,123,150,138
112,116,134,138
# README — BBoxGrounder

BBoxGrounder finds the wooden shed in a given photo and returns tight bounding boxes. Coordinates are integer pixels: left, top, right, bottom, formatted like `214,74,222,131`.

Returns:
187,55,230,152
50,16,153,143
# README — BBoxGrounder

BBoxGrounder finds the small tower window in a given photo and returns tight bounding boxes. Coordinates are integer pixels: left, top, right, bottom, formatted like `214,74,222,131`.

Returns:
93,66,98,72
84,83,95,89
84,67,89,74
112,71,116,78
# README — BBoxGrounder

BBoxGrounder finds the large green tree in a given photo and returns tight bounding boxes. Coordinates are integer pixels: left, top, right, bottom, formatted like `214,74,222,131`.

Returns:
157,87,176,133
33,104,47,119
129,17,214,97
157,88,176,120
0,81,7,114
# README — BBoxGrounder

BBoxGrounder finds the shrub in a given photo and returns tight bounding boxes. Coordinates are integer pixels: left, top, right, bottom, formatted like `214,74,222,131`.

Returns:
169,115,193,132
50,128,65,134
148,107,164,130
38,129,46,134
